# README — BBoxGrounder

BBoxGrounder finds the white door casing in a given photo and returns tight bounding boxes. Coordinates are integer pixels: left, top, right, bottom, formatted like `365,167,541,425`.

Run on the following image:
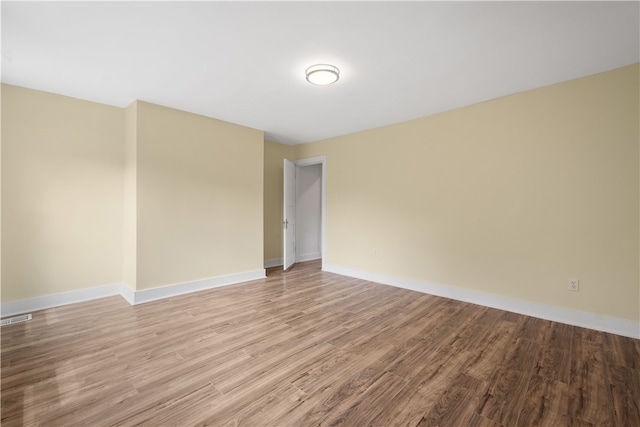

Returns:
283,159,296,270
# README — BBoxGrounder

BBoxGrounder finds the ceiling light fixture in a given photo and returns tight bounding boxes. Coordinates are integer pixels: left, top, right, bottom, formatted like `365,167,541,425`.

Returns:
305,64,340,85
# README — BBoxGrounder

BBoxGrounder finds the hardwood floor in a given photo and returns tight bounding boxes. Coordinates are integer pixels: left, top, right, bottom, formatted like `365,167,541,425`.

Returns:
2,260,639,426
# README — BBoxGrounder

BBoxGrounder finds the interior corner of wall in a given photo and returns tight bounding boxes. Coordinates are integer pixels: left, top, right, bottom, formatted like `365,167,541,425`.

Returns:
119,282,136,305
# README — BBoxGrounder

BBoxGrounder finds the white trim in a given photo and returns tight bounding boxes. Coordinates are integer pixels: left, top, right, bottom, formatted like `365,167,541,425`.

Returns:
120,284,136,305
129,269,266,305
1,283,123,318
264,258,283,268
296,252,321,263
294,155,327,270
323,263,640,339
294,155,326,167
1,269,267,316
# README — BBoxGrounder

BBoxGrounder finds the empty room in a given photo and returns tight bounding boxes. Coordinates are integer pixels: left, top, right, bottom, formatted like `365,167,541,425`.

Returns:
1,2,639,426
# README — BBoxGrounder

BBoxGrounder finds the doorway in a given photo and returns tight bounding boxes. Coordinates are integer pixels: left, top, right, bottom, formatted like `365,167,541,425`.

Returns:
283,155,326,270
296,163,322,262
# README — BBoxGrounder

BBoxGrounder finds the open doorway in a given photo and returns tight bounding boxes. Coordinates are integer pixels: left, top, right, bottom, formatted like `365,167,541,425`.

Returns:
296,163,322,262
283,156,326,271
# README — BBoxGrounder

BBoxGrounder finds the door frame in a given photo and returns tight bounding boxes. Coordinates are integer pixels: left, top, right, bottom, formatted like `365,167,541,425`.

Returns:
293,155,327,269
283,159,296,270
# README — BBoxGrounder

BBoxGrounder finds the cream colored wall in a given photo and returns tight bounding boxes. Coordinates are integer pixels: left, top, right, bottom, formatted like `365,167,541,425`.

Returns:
1,84,124,302
2,87,264,302
122,101,138,291
1,85,3,302
263,140,293,263
295,64,640,322
135,101,264,290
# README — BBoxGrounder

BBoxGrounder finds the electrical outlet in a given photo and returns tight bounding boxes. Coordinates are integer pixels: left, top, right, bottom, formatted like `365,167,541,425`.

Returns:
568,278,580,292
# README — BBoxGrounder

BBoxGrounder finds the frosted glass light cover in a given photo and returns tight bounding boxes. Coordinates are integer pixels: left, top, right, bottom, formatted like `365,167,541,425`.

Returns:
306,64,339,85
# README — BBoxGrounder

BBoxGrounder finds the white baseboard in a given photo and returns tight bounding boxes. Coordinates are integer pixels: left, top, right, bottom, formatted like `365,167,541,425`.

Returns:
120,284,136,305
127,269,266,305
296,252,321,263
1,269,267,316
1,283,123,318
6,265,635,339
323,263,640,339
264,258,283,268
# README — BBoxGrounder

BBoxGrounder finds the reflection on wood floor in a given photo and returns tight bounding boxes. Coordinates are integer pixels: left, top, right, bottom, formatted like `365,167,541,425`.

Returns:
2,260,639,426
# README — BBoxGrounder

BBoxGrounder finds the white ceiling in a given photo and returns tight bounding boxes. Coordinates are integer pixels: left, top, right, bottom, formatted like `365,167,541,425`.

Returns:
2,2,639,145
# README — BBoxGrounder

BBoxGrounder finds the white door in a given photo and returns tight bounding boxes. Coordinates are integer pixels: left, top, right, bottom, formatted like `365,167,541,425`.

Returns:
283,159,296,270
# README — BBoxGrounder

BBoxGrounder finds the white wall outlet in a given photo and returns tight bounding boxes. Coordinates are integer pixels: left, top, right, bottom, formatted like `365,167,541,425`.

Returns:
568,278,580,292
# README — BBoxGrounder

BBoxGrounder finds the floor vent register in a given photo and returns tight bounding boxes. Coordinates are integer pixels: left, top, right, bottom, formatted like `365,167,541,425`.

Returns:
1,314,32,327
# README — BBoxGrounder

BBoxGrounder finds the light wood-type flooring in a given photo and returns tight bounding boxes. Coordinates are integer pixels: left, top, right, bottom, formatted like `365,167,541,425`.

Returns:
2,260,639,426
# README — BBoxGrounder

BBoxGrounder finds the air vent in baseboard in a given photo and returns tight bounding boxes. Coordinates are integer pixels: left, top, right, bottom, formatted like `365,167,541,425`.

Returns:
1,314,32,326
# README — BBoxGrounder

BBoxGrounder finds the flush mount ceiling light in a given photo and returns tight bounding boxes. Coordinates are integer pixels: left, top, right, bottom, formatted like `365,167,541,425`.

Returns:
305,64,340,85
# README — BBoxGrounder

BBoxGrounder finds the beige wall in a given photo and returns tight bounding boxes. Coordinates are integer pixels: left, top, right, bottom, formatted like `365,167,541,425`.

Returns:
122,101,138,291
1,84,124,302
134,102,264,290
295,64,639,322
263,140,293,262
2,87,264,301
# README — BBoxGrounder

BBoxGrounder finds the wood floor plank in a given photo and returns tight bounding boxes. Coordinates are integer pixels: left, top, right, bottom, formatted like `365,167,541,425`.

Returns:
459,319,518,381
222,382,308,427
500,337,543,373
604,333,640,370
319,370,408,427
2,260,638,426
477,366,532,426
536,344,571,384
567,340,613,426
368,377,437,427
417,373,488,427
517,316,555,346
516,374,570,427
606,364,640,426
